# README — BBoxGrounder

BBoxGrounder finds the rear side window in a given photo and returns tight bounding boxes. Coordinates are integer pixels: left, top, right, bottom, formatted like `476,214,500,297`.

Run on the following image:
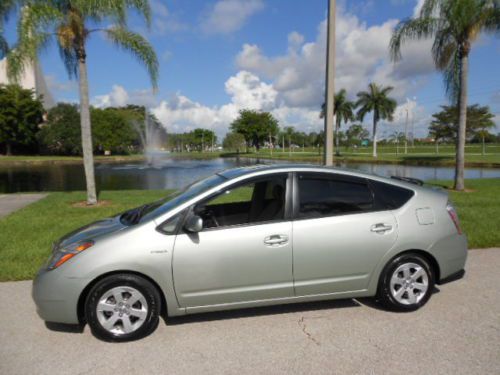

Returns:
370,180,414,209
297,174,373,219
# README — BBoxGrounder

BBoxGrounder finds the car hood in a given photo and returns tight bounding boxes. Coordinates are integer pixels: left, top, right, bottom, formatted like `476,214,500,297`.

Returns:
56,216,125,249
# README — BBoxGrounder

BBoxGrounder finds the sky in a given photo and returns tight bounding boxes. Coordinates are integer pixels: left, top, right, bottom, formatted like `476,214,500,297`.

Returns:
3,0,500,139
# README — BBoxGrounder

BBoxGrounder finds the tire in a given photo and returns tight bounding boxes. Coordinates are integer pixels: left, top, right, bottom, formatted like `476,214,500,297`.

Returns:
85,274,161,342
378,253,435,312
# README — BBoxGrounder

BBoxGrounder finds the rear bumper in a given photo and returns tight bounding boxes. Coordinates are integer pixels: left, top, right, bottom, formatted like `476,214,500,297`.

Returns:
32,268,88,325
428,233,468,282
437,269,465,285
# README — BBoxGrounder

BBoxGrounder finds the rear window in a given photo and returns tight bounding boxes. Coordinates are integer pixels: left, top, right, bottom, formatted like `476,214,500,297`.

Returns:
297,174,373,218
370,180,414,209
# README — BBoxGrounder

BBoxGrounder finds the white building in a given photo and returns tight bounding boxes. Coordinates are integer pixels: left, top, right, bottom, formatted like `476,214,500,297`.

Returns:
0,58,55,110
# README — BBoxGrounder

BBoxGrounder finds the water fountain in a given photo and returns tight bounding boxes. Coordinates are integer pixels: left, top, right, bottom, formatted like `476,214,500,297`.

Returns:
132,108,168,167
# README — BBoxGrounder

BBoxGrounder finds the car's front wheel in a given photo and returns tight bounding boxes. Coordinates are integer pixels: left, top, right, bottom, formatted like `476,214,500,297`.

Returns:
85,274,161,342
378,253,435,311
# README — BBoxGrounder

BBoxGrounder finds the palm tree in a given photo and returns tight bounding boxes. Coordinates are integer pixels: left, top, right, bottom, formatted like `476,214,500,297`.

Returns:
320,89,355,156
7,0,158,204
0,0,17,58
390,0,500,191
355,83,397,158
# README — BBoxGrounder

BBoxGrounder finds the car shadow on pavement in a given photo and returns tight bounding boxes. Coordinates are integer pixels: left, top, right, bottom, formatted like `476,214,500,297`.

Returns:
355,286,441,312
45,321,85,334
165,298,362,325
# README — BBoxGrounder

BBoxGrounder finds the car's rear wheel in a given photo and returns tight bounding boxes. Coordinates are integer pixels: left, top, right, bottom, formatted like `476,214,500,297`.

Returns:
85,274,161,342
378,253,435,311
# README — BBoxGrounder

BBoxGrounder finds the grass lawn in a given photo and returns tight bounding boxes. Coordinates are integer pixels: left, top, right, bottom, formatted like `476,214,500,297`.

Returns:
428,178,500,250
0,178,499,281
217,148,500,167
2,144,500,167
0,190,169,281
0,154,145,164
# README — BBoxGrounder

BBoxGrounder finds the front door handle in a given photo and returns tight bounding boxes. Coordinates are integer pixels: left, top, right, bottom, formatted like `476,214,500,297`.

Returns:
264,234,288,246
370,223,393,233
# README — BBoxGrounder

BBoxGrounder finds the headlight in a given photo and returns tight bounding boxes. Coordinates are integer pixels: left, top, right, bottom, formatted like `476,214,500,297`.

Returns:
47,240,94,270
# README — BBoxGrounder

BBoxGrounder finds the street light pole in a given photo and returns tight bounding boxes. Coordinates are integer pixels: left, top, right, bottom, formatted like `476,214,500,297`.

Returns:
323,0,336,166
404,107,408,154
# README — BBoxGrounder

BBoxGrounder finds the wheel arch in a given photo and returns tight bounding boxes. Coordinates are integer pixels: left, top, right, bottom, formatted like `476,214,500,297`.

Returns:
77,270,168,325
378,249,441,290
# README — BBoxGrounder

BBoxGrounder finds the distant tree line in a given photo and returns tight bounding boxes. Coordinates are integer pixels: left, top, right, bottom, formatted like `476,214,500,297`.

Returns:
1,84,498,159
166,129,217,152
222,109,371,154
0,84,167,156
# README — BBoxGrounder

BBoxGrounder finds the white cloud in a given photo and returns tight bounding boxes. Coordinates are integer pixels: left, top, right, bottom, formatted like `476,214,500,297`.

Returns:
150,71,279,136
161,49,173,62
380,98,431,138
92,85,157,108
93,4,439,138
44,75,77,92
225,71,277,110
149,0,188,35
201,0,264,35
236,7,435,108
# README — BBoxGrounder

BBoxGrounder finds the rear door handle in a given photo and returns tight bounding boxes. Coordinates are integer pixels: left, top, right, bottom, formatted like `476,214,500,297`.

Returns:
370,223,393,233
264,234,288,246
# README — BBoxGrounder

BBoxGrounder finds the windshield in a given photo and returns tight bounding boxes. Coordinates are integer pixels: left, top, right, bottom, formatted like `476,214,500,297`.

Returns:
120,174,226,225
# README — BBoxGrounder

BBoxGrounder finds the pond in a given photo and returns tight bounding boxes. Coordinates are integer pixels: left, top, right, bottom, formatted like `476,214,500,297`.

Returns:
1,156,499,193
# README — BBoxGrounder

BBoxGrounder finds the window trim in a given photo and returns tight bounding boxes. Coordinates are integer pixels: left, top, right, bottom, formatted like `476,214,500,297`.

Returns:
181,172,293,233
155,209,188,235
292,172,378,221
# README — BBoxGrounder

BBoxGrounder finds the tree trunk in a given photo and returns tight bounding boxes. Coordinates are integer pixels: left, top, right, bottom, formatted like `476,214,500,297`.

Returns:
6,143,12,156
482,135,485,156
335,119,340,156
454,51,469,191
78,53,97,205
372,116,378,158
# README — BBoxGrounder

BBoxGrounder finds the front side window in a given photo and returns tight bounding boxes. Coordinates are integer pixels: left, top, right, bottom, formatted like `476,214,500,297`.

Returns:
194,175,287,229
297,174,373,219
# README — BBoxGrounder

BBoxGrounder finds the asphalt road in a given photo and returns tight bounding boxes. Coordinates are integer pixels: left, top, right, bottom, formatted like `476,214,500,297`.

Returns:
1,248,499,375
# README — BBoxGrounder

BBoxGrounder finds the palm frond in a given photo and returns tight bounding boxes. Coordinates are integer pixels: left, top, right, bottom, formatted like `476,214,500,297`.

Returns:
73,0,126,25
390,17,441,61
420,0,441,19
126,0,152,27
442,49,461,104
105,26,159,90
58,44,79,79
0,0,18,23
6,46,30,83
0,34,8,58
73,0,151,28
380,85,394,96
481,5,500,33
431,26,456,70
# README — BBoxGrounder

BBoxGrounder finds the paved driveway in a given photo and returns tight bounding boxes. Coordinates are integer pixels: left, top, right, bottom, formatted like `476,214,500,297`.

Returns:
0,249,499,375
0,193,47,218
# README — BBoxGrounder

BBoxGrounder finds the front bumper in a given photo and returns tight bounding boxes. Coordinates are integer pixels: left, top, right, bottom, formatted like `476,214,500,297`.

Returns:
32,267,89,324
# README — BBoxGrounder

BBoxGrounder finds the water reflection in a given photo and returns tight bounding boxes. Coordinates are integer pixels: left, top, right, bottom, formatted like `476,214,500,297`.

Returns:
0,156,498,193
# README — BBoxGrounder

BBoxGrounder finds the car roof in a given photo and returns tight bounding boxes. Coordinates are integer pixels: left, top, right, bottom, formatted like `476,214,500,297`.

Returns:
216,163,427,191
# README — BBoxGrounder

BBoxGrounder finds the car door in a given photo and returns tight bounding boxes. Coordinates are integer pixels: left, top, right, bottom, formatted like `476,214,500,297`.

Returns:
172,173,294,308
292,172,398,296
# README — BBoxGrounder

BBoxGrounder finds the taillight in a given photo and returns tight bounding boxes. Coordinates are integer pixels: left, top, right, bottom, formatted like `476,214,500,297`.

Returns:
446,202,462,235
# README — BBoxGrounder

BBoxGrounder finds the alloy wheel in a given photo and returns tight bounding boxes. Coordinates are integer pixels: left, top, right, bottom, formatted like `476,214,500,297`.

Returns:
389,262,429,305
96,286,148,335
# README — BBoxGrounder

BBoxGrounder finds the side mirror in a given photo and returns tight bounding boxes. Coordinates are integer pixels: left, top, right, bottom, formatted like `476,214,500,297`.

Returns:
184,214,203,233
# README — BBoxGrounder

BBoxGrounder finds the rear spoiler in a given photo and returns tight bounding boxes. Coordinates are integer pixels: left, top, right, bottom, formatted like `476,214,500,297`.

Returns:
390,176,424,186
